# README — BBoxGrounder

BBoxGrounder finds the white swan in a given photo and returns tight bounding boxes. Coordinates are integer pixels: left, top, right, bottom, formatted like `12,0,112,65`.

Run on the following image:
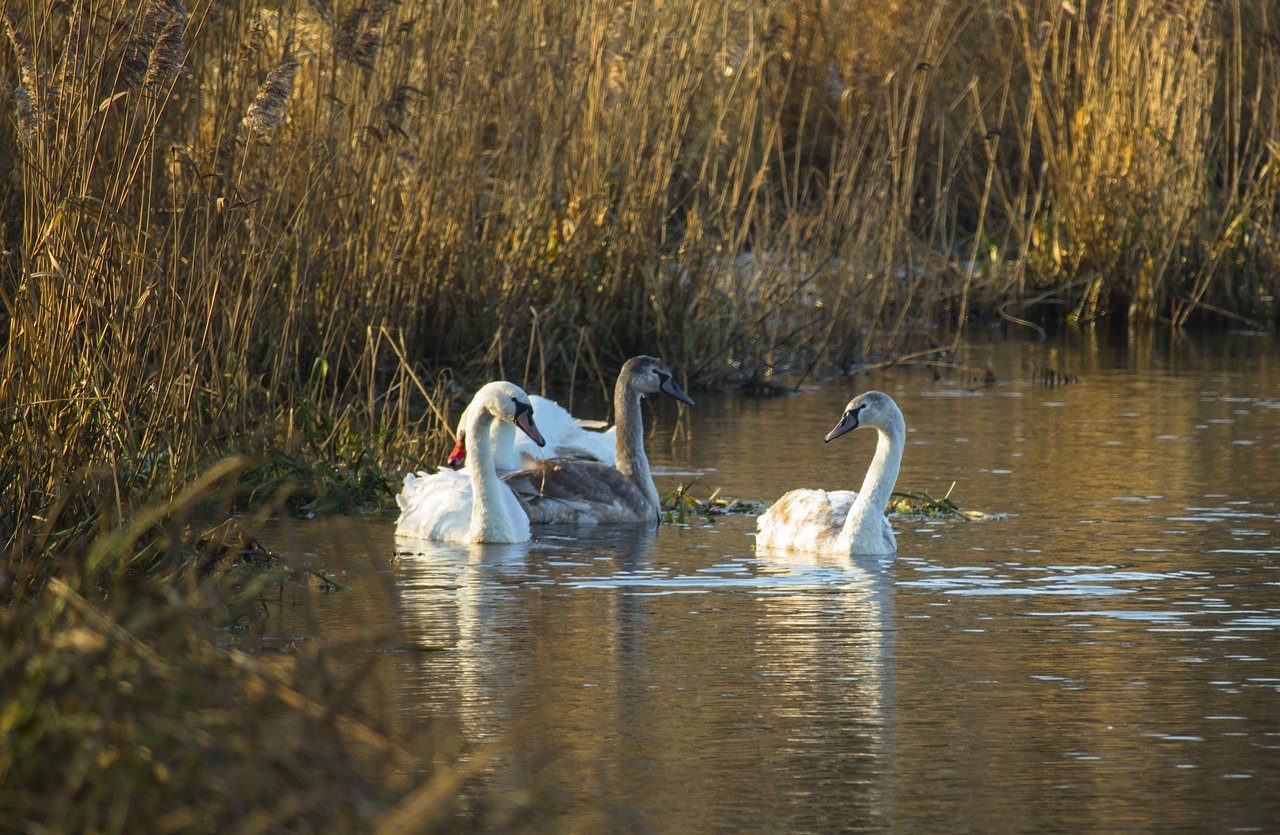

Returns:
501,356,694,525
447,394,616,472
396,382,546,543
755,391,904,555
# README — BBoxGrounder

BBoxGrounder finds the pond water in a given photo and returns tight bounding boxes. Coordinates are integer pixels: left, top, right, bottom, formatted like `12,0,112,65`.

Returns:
247,326,1280,832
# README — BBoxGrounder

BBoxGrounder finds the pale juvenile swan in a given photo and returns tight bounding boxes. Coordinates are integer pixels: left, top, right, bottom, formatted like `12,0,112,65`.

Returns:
755,391,904,556
396,382,546,543
447,394,616,472
501,356,694,525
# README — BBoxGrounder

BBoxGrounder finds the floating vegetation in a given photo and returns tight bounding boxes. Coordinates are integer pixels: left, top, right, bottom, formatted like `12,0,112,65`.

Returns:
306,568,345,593
890,483,1004,521
661,480,766,524
195,518,282,570
663,480,1002,525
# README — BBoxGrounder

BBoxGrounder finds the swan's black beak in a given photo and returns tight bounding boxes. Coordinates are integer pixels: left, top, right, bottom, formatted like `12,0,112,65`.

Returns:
659,374,695,407
824,409,860,442
514,400,546,447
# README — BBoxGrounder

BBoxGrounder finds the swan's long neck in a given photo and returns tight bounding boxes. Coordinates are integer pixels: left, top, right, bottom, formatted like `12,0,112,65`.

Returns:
614,375,659,516
487,419,521,472
838,415,905,554
467,409,517,541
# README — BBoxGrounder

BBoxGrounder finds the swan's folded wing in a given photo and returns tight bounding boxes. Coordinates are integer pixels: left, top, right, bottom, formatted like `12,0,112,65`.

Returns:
396,469,474,541
549,425,617,465
502,459,650,524
513,424,616,466
756,489,859,552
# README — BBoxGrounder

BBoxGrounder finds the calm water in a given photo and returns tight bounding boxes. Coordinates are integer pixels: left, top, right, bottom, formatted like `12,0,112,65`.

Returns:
248,327,1280,832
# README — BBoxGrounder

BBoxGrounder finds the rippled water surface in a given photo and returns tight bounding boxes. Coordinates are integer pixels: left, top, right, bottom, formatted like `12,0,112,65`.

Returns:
248,329,1280,832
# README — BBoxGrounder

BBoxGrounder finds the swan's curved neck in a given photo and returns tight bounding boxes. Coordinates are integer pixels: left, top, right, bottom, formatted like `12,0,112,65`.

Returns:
487,419,521,472
614,374,659,516
839,415,905,553
467,409,517,540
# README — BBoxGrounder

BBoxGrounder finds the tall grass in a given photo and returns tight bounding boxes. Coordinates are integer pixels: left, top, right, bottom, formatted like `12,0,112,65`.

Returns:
1,0,1274,521
962,0,1280,325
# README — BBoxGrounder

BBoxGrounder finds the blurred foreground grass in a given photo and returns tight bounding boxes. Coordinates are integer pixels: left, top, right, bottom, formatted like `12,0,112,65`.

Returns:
0,459,543,833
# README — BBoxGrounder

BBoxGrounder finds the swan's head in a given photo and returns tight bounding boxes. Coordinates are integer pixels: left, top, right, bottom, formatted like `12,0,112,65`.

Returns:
622,356,695,407
824,391,902,442
472,381,547,447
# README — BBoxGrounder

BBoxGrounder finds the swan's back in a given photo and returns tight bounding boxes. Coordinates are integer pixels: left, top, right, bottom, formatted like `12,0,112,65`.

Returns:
502,459,653,525
756,488,895,554
396,469,531,542
396,469,475,542
756,489,858,553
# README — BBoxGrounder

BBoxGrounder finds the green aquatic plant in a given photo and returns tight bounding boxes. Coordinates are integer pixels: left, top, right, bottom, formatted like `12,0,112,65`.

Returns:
661,480,767,524
890,483,1001,521
664,479,1001,526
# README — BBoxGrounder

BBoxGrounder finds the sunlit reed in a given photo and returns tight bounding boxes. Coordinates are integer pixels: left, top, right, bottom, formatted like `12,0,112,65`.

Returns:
0,0,1275,552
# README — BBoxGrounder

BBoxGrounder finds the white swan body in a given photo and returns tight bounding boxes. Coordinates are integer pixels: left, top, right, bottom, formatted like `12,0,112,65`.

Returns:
502,356,694,526
756,391,904,556
448,394,616,472
396,382,546,543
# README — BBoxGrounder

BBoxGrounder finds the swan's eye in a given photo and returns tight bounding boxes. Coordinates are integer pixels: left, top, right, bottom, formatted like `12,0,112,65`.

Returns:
512,398,533,419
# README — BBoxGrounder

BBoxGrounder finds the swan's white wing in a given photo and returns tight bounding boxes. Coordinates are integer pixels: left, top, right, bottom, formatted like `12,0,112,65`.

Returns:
540,425,616,464
395,469,474,542
516,395,617,466
756,489,859,554
395,469,533,543
502,459,652,525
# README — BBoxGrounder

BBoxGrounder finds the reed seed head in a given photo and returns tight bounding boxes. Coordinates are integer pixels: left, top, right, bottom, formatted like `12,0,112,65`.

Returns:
144,13,188,90
352,27,384,71
335,9,368,60
338,1,393,70
120,3,177,89
3,12,36,95
241,60,299,134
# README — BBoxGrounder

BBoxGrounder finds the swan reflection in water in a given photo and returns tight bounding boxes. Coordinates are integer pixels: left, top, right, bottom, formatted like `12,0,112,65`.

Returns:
392,520,897,827
748,545,898,816
391,528,657,750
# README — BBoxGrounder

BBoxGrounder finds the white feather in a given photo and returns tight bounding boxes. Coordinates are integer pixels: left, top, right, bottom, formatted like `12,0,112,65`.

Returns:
395,468,531,543
520,395,617,464
456,394,616,472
